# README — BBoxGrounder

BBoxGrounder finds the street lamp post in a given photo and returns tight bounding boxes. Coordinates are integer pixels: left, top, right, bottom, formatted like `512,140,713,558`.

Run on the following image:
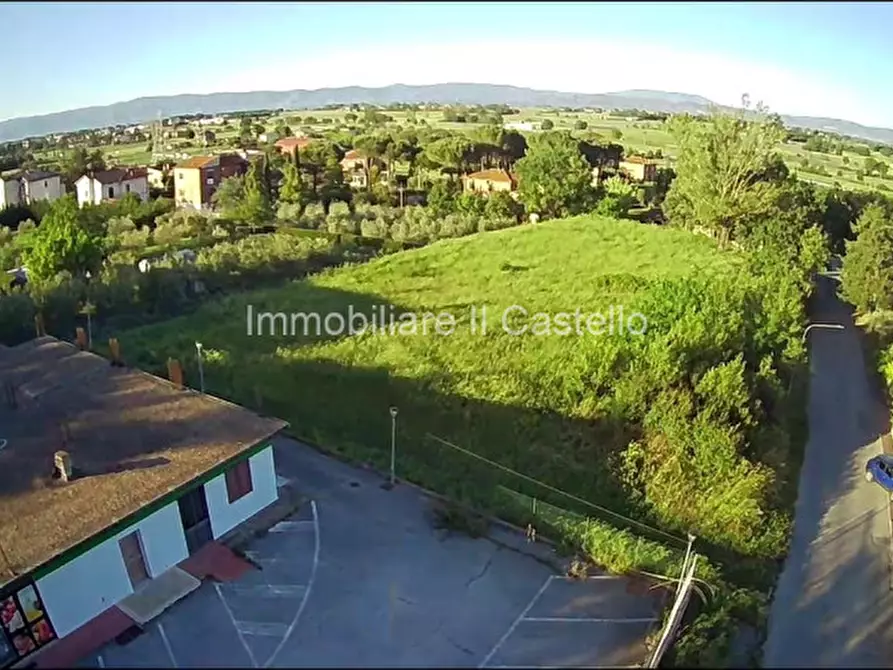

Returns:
195,341,205,393
388,406,398,488
802,323,844,343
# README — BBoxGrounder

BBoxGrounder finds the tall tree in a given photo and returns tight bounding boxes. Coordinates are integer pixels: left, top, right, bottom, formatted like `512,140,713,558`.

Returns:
663,100,787,248
841,203,893,314
278,160,308,212
24,195,103,280
240,162,273,230
514,131,594,220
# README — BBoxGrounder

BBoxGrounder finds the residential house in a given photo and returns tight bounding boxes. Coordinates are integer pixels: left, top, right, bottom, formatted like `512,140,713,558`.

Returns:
0,336,287,670
462,169,518,195
618,156,658,183
173,154,248,210
0,171,65,208
340,149,369,189
75,168,149,207
274,136,312,160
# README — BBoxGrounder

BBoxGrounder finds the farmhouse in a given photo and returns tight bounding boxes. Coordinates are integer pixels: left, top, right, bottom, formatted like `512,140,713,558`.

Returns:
462,169,518,194
0,336,286,669
173,154,248,210
0,171,65,208
274,136,312,159
74,168,149,207
618,156,658,183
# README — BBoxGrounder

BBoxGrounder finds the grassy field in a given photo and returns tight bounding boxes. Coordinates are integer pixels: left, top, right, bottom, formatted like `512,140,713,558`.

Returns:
113,216,754,554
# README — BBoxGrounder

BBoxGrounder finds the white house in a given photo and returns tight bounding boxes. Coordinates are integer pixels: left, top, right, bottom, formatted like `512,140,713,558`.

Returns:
0,337,287,669
0,171,65,208
74,167,149,207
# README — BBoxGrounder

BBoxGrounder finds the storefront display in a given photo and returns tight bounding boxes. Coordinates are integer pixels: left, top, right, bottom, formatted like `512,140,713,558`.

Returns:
0,581,55,668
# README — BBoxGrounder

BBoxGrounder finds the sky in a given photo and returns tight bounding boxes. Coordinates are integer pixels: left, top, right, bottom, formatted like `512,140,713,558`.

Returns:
2,1,893,128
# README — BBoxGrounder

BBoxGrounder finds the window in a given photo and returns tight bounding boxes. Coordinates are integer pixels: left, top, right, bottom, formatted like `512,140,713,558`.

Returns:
107,186,114,199
0,581,57,663
43,181,47,188
225,460,253,503
125,183,131,193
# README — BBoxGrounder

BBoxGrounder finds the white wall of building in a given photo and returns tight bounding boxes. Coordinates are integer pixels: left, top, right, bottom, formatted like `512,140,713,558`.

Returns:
75,177,101,207
24,176,65,203
35,501,188,637
206,447,278,540
0,179,19,208
75,176,149,207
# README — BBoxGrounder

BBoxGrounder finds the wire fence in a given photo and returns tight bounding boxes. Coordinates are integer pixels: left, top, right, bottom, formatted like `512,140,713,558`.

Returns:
423,432,689,551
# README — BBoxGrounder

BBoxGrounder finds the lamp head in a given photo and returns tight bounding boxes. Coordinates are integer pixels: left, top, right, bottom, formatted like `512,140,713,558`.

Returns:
389,406,398,418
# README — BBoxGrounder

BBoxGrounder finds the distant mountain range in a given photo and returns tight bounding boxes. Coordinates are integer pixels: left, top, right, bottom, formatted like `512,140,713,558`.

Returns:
2,83,892,146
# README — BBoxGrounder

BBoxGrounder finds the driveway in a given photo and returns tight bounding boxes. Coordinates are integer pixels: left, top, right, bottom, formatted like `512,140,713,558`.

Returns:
763,273,893,666
80,437,665,668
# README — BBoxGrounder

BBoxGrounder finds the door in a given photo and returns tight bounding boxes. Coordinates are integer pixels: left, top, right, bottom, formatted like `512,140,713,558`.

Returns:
119,531,150,588
178,486,213,554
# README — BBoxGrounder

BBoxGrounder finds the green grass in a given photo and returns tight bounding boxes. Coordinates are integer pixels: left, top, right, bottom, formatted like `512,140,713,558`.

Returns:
114,215,740,534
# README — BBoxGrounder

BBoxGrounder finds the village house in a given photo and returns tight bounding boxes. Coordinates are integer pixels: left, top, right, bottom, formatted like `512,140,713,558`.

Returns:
274,136,312,160
74,168,149,207
0,171,65,208
461,169,518,195
0,336,287,670
340,149,370,189
618,156,658,182
173,154,248,210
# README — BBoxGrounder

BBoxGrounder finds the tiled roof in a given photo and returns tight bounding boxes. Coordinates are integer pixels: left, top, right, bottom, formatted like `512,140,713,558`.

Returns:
0,336,287,587
464,169,515,183
176,156,217,170
86,167,148,184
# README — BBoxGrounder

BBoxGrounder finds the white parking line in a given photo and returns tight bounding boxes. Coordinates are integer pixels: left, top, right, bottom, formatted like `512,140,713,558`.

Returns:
157,622,178,669
236,621,290,636
215,581,259,668
268,520,313,533
225,583,307,598
264,499,321,668
522,617,659,624
478,574,555,668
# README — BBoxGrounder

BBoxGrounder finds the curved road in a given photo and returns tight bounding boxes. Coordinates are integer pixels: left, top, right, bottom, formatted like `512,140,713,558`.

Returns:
763,272,893,666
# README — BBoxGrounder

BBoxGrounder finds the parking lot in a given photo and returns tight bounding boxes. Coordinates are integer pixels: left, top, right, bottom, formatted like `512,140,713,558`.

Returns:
77,438,664,668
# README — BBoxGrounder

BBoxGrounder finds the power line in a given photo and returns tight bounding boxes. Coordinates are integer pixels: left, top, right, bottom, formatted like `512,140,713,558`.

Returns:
425,433,688,548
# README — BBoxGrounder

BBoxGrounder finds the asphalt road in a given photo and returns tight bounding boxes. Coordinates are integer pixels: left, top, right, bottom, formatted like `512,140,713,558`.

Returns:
763,273,893,667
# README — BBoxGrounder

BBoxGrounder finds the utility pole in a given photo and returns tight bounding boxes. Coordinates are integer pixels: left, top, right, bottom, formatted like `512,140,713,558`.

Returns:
385,406,398,489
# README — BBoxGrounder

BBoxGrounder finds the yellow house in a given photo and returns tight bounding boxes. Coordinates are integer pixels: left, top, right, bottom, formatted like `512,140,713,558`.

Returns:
173,154,247,209
618,156,657,183
462,169,517,194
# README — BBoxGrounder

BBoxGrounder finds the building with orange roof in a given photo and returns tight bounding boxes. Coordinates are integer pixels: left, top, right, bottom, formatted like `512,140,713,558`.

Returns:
461,169,518,195
618,155,657,183
173,154,248,210
274,136,312,159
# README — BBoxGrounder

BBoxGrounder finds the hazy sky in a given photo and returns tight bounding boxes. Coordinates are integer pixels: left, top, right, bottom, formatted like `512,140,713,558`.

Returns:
3,1,893,127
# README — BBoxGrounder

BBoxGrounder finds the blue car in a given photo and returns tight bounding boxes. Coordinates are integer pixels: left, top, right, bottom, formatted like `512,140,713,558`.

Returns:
865,455,893,497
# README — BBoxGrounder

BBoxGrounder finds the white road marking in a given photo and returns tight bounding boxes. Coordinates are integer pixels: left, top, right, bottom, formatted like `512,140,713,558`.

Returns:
215,581,259,668
264,499,321,668
235,621,290,636
97,654,105,668
268,520,313,533
157,622,178,669
224,583,306,598
478,574,555,668
522,617,659,624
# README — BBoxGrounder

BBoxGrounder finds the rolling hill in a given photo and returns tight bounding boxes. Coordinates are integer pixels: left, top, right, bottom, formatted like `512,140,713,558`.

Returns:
2,82,892,145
